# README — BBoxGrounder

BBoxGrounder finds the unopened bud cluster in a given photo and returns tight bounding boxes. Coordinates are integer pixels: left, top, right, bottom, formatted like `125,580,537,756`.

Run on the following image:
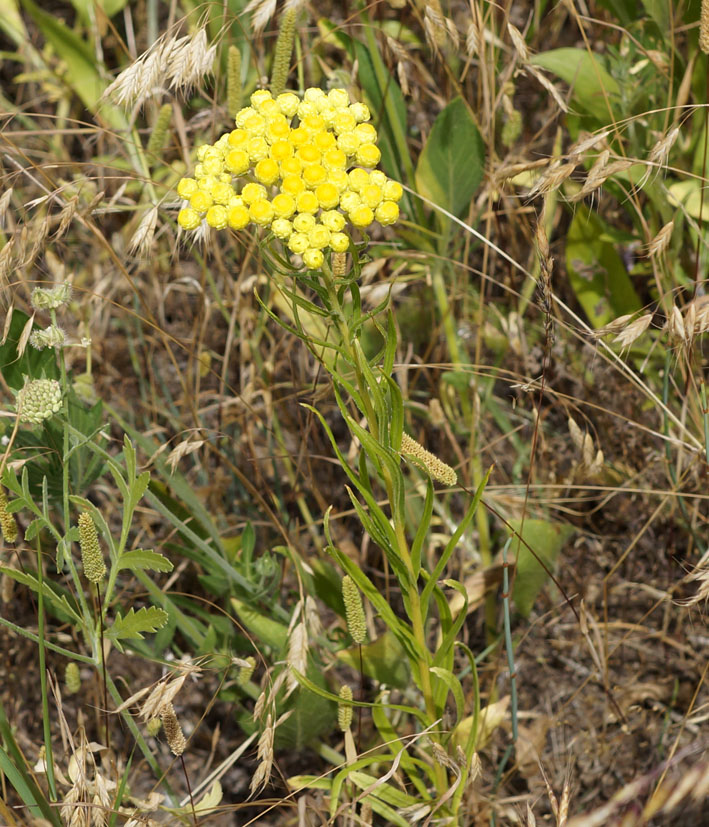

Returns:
176,87,402,269
17,378,62,424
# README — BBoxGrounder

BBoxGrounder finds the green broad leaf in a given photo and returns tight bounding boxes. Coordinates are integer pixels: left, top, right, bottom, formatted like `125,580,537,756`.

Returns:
507,519,575,618
639,0,669,35
69,0,130,24
530,48,619,122
0,566,82,624
231,597,288,652
336,632,410,689
668,179,703,219
415,96,484,219
106,606,169,640
275,668,335,749
0,309,59,390
117,549,174,573
566,210,642,328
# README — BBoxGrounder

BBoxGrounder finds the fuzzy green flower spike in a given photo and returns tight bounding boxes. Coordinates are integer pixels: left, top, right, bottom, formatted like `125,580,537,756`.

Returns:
176,87,402,267
78,512,106,584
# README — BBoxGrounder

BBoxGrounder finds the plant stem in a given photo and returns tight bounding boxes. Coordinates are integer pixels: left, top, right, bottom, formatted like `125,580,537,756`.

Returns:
35,536,57,800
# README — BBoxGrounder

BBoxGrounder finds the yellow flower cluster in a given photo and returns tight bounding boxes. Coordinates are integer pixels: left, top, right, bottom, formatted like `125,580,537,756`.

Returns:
176,88,402,269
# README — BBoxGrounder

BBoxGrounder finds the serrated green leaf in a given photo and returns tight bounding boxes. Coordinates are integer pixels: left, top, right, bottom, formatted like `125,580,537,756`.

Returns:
415,96,484,218
117,549,173,573
106,606,169,640
530,48,620,122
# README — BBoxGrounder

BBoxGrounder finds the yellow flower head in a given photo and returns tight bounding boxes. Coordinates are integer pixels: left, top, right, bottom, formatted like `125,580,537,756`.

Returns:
177,87,401,265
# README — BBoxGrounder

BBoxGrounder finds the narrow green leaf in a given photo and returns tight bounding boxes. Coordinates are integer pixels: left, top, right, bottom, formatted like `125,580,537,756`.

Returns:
0,566,82,624
230,597,289,652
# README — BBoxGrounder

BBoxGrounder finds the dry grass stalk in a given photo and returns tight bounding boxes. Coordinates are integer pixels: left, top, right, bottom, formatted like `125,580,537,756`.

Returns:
465,2,483,57
250,712,275,793
105,29,215,108
286,619,308,691
643,126,679,185
0,188,12,224
245,0,278,34
683,295,709,336
386,35,411,96
566,756,709,826
677,562,709,605
508,23,568,113
527,161,576,198
534,199,554,353
647,220,674,257
55,196,79,240
611,313,652,350
569,130,611,158
665,304,688,346
129,205,159,257
0,235,17,283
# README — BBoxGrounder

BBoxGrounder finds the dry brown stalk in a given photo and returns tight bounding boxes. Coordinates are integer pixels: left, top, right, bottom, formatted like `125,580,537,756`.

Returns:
647,220,674,257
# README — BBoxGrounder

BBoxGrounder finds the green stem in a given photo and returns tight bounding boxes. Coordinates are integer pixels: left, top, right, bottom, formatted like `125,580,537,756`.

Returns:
317,262,449,799
35,536,57,799
52,310,93,629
